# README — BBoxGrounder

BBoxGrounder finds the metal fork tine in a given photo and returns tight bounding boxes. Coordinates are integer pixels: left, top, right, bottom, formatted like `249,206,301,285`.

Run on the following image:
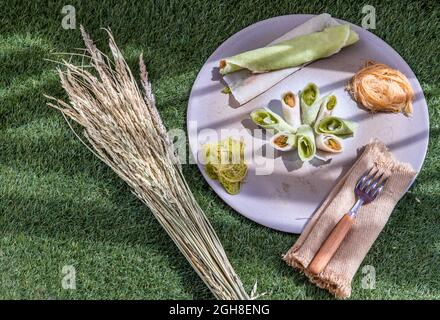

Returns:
371,185,383,198
371,177,388,198
366,172,384,194
361,169,378,191
356,174,367,189
360,179,369,191
356,176,366,189
357,168,373,189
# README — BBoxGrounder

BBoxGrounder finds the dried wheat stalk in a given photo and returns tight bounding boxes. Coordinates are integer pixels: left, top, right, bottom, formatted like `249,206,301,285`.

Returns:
45,26,249,300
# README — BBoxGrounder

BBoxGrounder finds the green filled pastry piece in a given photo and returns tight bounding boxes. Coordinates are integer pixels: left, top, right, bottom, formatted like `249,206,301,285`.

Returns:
296,125,316,161
315,116,357,137
250,108,296,134
220,25,359,75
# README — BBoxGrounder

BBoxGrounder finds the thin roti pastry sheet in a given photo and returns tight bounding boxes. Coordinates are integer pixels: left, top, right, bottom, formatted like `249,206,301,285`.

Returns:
316,134,343,153
250,108,296,133
222,13,336,105
300,83,321,126
270,131,297,152
221,25,356,74
296,125,316,161
314,93,337,131
281,91,301,130
316,116,357,136
221,14,359,105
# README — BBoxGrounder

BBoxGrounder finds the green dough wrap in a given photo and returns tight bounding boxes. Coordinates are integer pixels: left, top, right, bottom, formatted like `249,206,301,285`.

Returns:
314,93,337,131
250,108,296,133
316,116,357,137
296,125,316,162
300,83,321,126
220,24,359,75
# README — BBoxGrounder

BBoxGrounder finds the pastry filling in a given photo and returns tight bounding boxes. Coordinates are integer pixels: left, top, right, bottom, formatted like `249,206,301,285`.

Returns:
303,84,318,106
274,135,289,148
284,92,296,108
326,138,341,151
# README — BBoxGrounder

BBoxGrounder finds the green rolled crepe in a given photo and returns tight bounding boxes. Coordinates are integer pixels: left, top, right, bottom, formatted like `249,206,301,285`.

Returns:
296,125,316,162
316,116,357,137
300,83,321,126
250,108,296,133
220,24,359,75
314,93,337,131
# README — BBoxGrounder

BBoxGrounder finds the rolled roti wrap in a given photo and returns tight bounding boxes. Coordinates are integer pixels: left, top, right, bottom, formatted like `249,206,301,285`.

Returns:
300,83,321,126
296,125,316,161
270,131,296,152
250,108,296,134
316,116,357,137
281,91,301,131
220,14,359,105
314,93,337,131
220,25,358,75
316,134,343,153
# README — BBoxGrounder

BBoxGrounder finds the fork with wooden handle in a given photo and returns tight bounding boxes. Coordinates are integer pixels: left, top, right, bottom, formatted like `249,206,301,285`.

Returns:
308,168,388,275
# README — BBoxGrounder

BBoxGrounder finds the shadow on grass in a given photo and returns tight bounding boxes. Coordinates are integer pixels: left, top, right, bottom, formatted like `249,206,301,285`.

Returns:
0,39,210,299
0,165,213,299
0,34,54,86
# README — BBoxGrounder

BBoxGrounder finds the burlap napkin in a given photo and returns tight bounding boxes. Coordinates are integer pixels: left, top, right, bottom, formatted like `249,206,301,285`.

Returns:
283,139,417,298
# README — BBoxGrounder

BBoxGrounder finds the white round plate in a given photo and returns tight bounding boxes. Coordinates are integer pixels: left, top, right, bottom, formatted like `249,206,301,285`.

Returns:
187,14,429,234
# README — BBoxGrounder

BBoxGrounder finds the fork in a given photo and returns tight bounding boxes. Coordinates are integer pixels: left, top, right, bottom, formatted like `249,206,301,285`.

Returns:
308,168,388,275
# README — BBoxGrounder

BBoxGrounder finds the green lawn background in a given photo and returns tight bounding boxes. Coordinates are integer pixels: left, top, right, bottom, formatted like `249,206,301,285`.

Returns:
0,0,439,299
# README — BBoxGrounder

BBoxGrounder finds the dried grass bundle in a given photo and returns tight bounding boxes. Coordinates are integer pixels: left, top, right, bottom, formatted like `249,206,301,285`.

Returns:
45,27,249,300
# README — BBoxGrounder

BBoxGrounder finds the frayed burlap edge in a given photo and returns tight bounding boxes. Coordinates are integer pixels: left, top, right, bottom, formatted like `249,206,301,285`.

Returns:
369,139,415,175
283,248,351,298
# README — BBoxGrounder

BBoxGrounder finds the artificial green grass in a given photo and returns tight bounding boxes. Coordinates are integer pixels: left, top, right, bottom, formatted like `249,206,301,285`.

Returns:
0,0,439,299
